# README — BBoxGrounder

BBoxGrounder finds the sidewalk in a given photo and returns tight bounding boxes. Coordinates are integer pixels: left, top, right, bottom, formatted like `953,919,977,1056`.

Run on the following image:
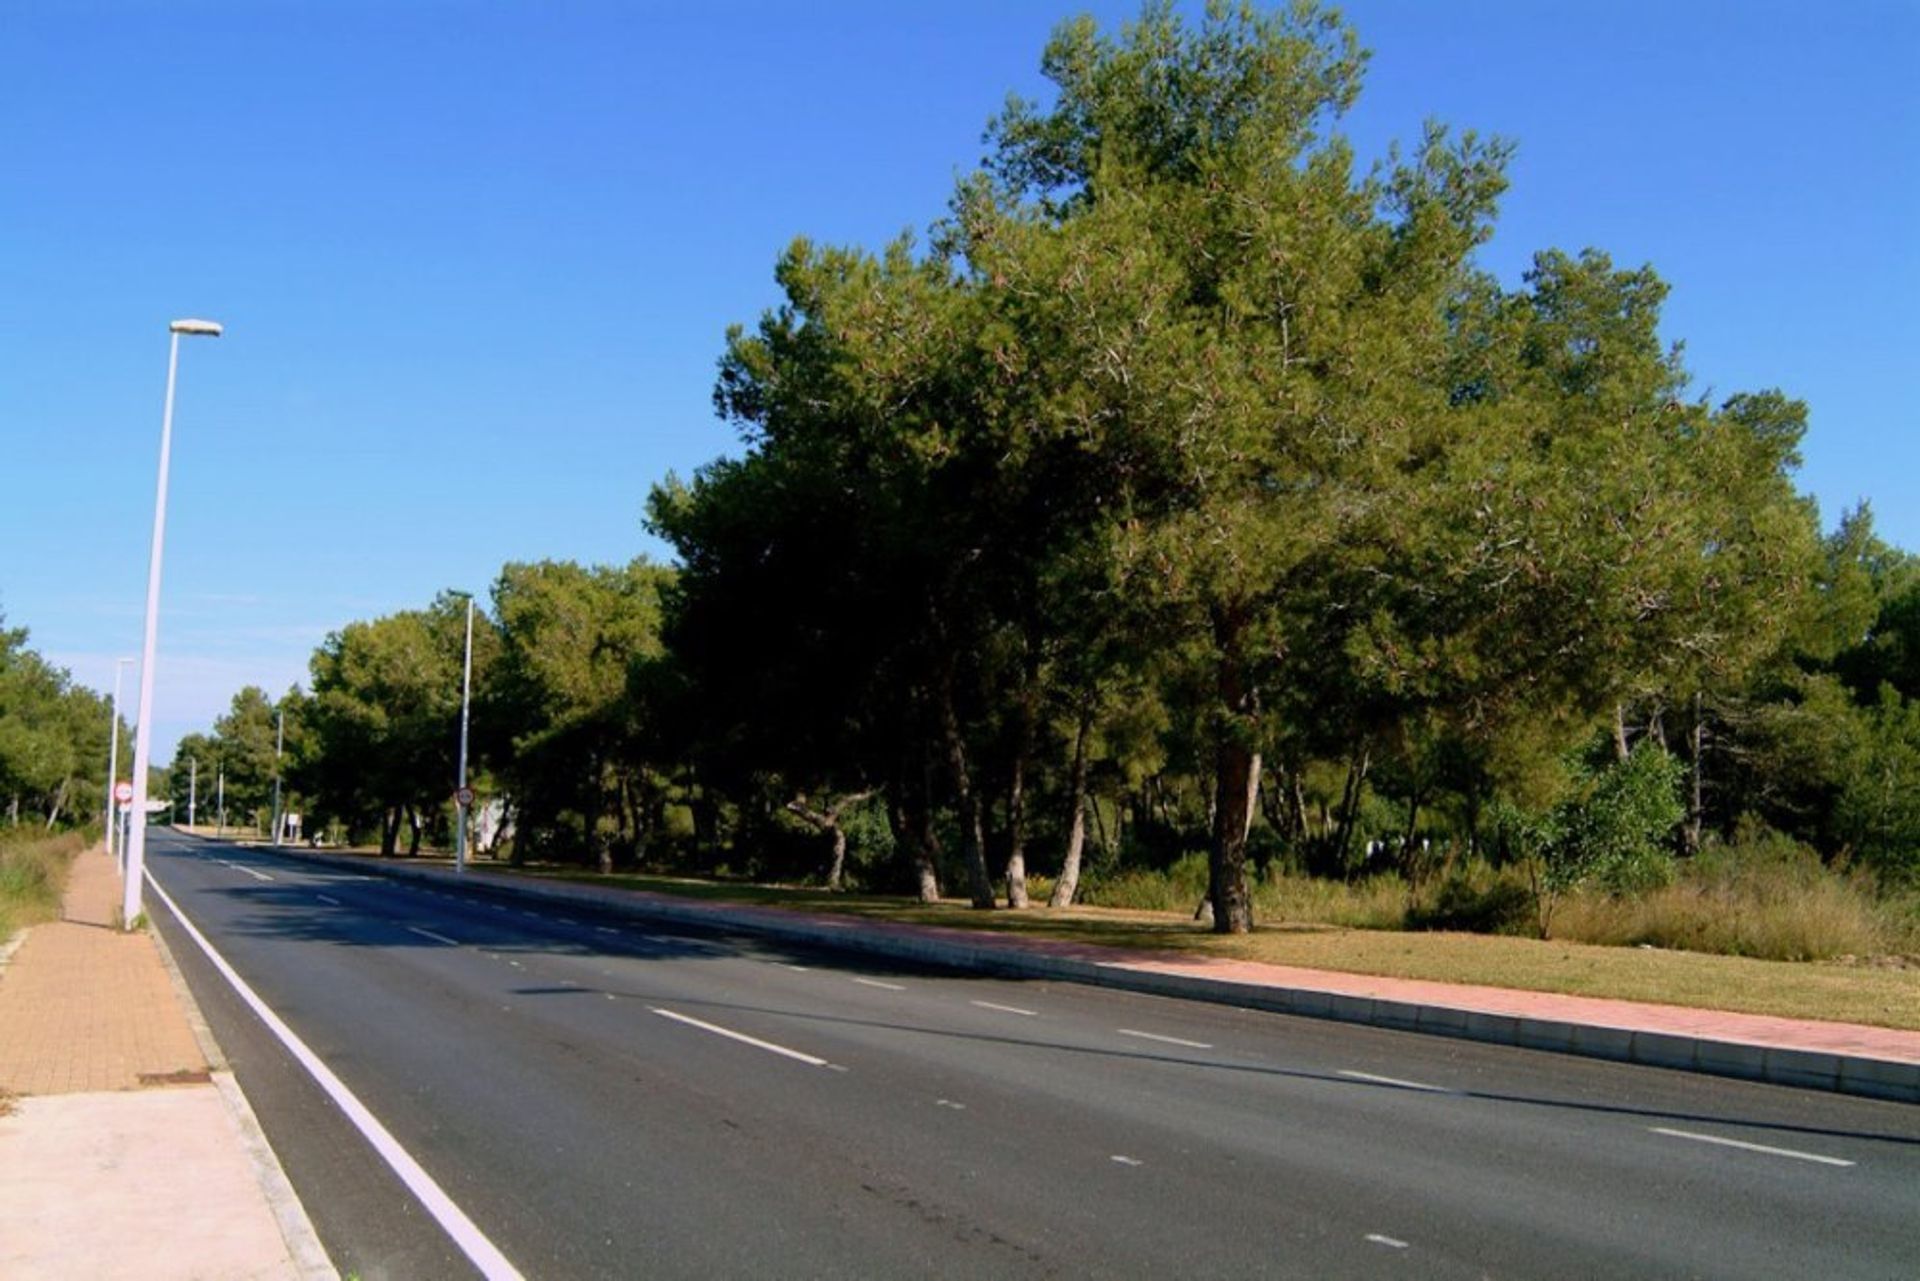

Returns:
281,844,1920,1104
0,843,332,1281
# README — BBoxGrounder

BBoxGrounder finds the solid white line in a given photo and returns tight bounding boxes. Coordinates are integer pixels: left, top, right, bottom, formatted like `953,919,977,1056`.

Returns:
970,1000,1038,1017
142,872,526,1280
1116,1028,1212,1049
1366,1233,1410,1249
315,895,340,907
1650,1127,1855,1167
853,977,906,991
1339,1069,1450,1093
647,1007,831,1067
407,926,460,946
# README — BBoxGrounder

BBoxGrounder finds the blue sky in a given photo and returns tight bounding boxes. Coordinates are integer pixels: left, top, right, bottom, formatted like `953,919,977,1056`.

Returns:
2,0,1915,760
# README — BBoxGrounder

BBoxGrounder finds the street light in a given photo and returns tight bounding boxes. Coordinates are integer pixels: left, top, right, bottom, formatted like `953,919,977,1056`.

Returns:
270,701,285,846
450,590,475,875
123,318,221,930
102,656,132,864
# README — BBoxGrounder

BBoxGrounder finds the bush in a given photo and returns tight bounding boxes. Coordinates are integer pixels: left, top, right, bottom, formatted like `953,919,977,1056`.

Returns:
1407,866,1536,935
0,828,89,938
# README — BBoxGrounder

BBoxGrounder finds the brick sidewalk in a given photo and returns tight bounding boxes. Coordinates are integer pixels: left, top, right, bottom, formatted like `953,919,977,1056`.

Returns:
0,845,206,1094
0,844,327,1280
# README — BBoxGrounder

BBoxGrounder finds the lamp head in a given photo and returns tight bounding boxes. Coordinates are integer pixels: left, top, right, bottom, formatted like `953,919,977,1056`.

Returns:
169,319,223,337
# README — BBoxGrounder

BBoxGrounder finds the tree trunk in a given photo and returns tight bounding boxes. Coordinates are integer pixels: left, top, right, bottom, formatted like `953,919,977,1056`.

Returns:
1003,660,1039,909
1685,690,1705,856
938,662,995,909
406,805,423,857
1612,703,1631,762
1208,620,1259,934
888,754,942,903
44,777,68,830
1049,704,1094,908
1330,745,1371,874
381,806,400,857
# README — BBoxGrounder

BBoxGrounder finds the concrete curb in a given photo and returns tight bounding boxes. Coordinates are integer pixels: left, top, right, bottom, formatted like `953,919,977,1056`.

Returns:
240,841,1920,1105
148,879,337,1280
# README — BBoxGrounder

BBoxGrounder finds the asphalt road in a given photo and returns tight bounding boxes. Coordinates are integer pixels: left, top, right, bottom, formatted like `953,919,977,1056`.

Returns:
142,828,1920,1280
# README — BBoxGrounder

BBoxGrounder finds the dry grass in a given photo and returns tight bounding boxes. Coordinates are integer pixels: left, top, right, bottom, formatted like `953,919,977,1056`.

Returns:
0,829,88,940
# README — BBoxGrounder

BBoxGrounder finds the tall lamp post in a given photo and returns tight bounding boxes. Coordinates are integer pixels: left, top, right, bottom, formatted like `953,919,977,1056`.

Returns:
451,590,475,875
270,702,285,845
123,318,221,931
187,756,197,830
103,656,132,864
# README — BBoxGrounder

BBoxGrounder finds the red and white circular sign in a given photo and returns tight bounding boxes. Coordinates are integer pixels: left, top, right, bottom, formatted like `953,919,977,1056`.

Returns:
454,786,475,807
114,781,134,804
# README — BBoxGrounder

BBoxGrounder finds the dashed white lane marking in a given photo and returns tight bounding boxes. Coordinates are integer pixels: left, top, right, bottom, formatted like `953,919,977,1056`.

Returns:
1650,1127,1855,1167
648,1007,832,1067
1339,1069,1450,1093
487,903,508,912
1110,1155,1143,1167
142,872,526,1281
407,926,460,946
971,1000,1038,1017
221,861,275,882
315,895,341,907
779,963,811,972
936,1098,967,1110
1366,1234,1409,1249
557,918,578,926
853,977,906,991
1116,1028,1212,1049
594,927,619,936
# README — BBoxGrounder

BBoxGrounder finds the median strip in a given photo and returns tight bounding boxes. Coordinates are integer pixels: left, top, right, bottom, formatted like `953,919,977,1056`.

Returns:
648,1006,833,1067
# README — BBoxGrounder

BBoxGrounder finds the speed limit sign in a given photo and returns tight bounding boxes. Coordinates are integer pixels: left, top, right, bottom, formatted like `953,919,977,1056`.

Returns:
114,781,134,804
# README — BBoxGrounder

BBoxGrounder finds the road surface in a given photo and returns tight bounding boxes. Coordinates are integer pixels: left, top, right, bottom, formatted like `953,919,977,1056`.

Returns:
142,828,1920,1279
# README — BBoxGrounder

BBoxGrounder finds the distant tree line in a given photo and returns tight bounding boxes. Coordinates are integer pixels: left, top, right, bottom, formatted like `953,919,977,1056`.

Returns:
172,4,1920,931
0,613,123,833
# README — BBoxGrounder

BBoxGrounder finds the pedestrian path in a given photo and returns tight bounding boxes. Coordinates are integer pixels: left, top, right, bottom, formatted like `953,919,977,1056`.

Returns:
0,843,331,1280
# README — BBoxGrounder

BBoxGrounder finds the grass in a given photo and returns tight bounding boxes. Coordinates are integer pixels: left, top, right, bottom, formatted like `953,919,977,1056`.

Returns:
0,828,89,940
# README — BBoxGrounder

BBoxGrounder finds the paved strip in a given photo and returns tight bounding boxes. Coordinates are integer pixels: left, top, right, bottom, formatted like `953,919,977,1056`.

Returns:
647,1006,833,1068
1650,1127,1856,1168
143,871,527,1281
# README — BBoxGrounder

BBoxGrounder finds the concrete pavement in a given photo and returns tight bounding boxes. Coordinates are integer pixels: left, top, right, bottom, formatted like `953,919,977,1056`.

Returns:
0,842,333,1280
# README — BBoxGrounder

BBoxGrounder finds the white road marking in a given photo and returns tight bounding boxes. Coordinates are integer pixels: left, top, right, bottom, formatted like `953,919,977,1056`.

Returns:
315,895,341,907
1366,1234,1409,1249
1110,1155,1143,1167
557,918,578,926
779,963,810,972
936,1098,967,1110
853,977,906,991
1339,1070,1450,1093
648,1007,832,1067
971,1000,1038,1017
594,927,619,935
220,861,275,882
141,872,526,1281
1650,1127,1855,1167
407,927,460,946
1117,1028,1212,1049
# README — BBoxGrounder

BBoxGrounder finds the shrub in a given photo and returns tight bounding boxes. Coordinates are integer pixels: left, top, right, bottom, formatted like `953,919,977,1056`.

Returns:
1407,866,1536,935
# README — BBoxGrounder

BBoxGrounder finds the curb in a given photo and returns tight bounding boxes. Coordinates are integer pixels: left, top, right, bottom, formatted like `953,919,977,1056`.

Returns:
225,839,1920,1105
147,872,337,1280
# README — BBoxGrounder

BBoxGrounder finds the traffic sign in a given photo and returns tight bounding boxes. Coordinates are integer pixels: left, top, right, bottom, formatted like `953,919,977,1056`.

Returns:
114,781,134,804
454,786,475,807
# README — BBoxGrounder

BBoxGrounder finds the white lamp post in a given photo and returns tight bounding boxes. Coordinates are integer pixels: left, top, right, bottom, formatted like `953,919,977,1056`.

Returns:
123,318,221,929
452,591,475,875
103,656,132,864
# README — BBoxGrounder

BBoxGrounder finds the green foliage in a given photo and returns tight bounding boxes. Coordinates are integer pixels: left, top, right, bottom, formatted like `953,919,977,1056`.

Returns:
0,614,117,832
